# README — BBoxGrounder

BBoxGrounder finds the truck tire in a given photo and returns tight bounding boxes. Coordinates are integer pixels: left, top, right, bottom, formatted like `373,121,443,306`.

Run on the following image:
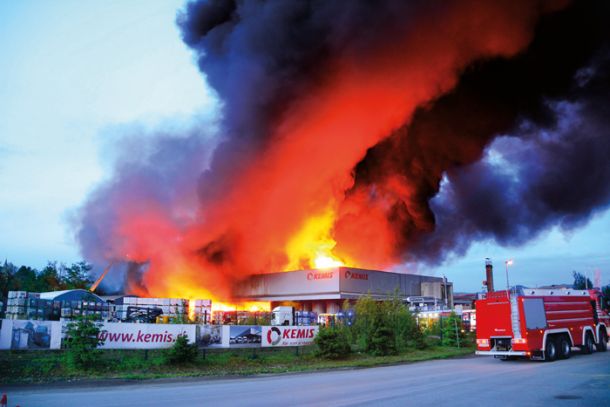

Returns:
545,337,557,362
596,330,608,352
581,332,595,354
557,336,571,359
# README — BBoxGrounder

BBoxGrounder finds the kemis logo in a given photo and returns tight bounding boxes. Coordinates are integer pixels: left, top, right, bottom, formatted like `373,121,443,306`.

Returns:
307,271,334,280
267,327,316,345
267,327,282,345
345,270,368,280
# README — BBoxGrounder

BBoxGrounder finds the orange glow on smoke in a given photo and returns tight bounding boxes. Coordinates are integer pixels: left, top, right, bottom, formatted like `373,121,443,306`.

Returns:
113,1,567,302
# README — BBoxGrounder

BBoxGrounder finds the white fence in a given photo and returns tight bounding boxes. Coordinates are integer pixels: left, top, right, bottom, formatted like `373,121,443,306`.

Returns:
0,319,317,350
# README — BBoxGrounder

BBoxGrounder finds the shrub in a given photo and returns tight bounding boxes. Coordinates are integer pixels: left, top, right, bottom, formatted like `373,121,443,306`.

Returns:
165,334,198,364
440,312,466,347
412,324,428,350
64,315,104,370
315,326,351,359
351,293,426,353
352,295,379,351
369,326,397,356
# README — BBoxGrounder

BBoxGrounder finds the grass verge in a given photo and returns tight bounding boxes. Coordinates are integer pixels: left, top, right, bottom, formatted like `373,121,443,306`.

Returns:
1,346,473,385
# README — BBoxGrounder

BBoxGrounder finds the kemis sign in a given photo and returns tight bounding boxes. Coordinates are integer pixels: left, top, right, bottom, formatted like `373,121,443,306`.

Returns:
307,271,334,280
345,270,368,280
261,326,319,347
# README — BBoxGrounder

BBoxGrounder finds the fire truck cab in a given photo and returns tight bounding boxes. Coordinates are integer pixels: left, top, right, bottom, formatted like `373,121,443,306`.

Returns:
475,287,609,361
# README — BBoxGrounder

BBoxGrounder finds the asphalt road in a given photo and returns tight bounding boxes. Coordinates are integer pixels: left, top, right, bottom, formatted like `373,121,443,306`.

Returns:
4,351,610,407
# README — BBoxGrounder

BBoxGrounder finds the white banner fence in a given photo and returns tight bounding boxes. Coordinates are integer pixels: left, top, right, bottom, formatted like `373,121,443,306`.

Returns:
0,319,318,350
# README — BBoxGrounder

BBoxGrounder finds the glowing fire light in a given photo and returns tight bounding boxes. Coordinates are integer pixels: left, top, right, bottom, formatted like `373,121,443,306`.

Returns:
188,299,196,321
285,204,350,270
314,255,344,269
211,301,270,313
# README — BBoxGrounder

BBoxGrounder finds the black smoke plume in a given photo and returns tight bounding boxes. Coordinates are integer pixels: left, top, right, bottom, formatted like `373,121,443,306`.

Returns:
345,0,610,264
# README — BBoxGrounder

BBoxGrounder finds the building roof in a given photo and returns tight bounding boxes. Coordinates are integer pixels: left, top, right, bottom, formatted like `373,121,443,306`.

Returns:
235,267,449,301
39,289,105,303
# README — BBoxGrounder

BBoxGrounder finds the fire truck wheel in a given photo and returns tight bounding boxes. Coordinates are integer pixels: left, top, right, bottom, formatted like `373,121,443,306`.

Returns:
596,330,608,352
581,332,595,354
544,338,557,362
557,336,571,359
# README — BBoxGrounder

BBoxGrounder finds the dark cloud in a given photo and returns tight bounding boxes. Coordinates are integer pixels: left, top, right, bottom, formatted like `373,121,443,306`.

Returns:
347,0,610,264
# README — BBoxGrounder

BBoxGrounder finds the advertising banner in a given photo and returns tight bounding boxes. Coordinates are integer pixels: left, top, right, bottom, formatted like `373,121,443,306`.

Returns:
0,319,62,350
227,325,262,348
261,325,319,347
197,324,223,348
96,322,196,349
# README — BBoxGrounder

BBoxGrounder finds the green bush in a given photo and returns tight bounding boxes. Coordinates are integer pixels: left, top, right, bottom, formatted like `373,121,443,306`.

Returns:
369,326,397,356
64,315,104,370
165,334,198,364
351,293,426,353
440,312,466,347
315,326,351,359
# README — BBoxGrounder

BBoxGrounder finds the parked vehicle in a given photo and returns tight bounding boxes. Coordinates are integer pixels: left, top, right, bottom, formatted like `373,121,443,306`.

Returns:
271,306,317,326
476,287,609,361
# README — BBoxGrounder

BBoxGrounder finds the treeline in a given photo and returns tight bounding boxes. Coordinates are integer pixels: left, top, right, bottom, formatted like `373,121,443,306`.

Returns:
573,271,610,307
0,260,94,302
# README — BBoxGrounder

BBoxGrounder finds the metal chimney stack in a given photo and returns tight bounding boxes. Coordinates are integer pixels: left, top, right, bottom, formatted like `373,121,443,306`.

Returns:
485,258,494,292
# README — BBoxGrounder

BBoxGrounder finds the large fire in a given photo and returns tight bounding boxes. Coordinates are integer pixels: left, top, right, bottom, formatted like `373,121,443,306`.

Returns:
77,0,597,306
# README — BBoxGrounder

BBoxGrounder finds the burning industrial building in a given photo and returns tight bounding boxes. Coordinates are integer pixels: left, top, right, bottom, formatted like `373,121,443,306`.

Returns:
75,0,610,307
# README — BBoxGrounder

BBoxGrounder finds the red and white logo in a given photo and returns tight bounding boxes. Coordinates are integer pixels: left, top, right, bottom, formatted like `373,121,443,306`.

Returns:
345,270,368,280
267,327,282,345
262,326,319,347
307,271,334,280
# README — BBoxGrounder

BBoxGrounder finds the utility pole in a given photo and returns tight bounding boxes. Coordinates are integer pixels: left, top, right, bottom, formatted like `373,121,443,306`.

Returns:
442,275,448,309
439,313,443,345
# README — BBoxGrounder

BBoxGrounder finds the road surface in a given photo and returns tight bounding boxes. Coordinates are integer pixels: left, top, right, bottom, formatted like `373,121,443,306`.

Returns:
4,351,610,407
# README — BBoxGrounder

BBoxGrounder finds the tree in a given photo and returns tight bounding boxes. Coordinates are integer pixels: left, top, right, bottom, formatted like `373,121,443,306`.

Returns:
61,261,94,289
13,266,38,292
165,334,198,364
440,312,465,347
369,326,397,356
0,260,17,300
352,295,378,351
315,326,352,359
573,271,593,290
38,262,64,292
351,293,426,354
64,315,104,369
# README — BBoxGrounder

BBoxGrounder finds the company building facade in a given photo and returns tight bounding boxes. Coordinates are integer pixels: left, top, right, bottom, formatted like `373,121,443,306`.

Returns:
235,267,453,314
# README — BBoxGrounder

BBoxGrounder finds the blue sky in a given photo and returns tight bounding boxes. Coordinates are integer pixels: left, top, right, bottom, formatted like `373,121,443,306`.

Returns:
0,0,214,266
1,1,608,292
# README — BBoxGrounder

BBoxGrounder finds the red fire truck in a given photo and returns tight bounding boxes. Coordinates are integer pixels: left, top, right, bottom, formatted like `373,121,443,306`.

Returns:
475,287,609,361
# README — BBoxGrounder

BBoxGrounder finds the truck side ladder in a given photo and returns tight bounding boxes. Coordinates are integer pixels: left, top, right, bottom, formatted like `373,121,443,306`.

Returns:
510,294,522,340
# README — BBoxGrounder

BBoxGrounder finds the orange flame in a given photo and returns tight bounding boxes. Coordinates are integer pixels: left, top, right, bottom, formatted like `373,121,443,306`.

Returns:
285,204,351,270
212,301,270,313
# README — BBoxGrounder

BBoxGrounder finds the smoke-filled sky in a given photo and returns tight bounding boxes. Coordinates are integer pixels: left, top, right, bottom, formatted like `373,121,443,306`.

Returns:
1,0,610,294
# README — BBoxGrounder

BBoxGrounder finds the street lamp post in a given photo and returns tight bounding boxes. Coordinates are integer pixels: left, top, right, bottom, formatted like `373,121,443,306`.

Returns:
505,259,513,295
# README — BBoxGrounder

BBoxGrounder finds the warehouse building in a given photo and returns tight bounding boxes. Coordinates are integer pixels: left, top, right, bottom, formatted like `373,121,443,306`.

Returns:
235,267,452,314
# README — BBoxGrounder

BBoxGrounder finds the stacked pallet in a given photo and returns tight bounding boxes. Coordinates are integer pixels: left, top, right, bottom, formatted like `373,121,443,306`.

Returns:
5,291,61,320
114,297,190,321
190,299,212,323
60,300,110,320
